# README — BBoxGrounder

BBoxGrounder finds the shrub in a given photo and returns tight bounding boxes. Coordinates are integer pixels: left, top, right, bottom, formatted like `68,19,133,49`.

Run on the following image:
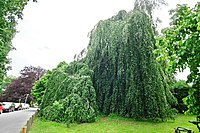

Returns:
39,61,97,124
171,80,189,114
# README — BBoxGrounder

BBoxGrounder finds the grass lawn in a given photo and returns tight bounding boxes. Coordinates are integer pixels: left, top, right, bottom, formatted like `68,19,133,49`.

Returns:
29,114,199,133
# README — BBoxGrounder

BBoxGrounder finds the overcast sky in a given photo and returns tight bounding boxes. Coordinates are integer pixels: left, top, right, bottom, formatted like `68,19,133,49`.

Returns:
7,0,199,80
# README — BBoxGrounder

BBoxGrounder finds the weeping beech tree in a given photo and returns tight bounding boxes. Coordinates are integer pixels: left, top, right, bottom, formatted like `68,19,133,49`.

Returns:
85,9,176,121
39,61,97,123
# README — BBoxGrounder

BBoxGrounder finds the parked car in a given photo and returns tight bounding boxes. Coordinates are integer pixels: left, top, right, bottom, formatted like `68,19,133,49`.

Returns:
21,103,25,110
0,103,3,114
21,103,29,110
2,102,15,112
15,103,22,111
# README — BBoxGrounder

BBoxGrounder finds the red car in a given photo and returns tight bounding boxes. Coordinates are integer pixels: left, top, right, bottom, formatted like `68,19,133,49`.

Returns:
0,103,3,114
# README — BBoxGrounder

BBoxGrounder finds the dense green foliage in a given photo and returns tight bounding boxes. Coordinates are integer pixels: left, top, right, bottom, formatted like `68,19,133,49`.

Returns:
85,9,176,121
171,80,189,114
31,70,52,105
0,0,36,90
39,61,97,124
155,2,200,115
183,77,200,115
155,2,200,83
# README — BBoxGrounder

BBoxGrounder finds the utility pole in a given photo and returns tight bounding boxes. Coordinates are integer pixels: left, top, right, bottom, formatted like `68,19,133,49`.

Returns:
24,94,29,105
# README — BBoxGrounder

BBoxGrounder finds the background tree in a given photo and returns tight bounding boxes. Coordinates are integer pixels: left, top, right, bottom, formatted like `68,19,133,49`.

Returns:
0,66,45,103
155,2,200,114
0,0,36,91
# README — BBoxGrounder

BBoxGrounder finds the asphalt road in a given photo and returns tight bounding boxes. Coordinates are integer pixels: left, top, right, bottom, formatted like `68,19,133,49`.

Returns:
0,108,37,133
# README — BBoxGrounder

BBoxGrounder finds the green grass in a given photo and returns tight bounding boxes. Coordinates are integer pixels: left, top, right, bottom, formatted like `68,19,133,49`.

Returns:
29,114,199,133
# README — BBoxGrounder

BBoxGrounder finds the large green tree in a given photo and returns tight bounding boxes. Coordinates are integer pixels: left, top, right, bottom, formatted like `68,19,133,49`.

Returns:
85,9,176,121
155,2,200,114
0,0,36,90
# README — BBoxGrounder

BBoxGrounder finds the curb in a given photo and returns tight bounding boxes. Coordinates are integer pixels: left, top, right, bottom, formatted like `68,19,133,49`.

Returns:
21,109,38,133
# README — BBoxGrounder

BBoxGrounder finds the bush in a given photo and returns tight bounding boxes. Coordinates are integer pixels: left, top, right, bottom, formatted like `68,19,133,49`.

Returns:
39,61,97,124
171,80,189,114
40,101,64,122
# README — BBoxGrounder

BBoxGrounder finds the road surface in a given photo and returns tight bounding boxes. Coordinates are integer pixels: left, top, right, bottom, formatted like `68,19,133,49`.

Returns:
0,108,37,133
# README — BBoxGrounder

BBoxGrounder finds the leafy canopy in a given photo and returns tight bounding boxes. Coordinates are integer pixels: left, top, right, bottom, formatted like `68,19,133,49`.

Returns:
155,2,200,115
155,2,200,83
